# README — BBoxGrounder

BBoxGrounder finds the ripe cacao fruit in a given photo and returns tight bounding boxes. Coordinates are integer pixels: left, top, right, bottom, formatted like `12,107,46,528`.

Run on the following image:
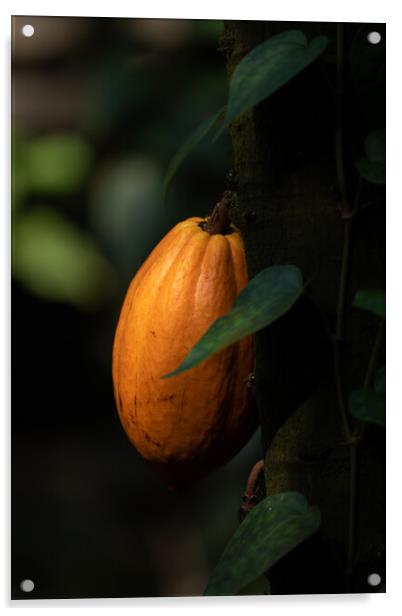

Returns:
112,201,257,489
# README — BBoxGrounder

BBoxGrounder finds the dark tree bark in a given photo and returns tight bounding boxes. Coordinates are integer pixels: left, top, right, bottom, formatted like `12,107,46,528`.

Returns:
221,21,385,594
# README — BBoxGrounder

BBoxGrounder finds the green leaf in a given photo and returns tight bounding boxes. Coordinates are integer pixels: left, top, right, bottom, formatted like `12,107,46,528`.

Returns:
163,108,224,199
374,366,385,394
353,288,385,319
365,129,385,162
355,129,385,184
222,30,328,129
349,389,385,427
25,134,93,195
355,158,385,185
238,575,271,595
164,265,303,378
14,207,116,309
204,492,321,596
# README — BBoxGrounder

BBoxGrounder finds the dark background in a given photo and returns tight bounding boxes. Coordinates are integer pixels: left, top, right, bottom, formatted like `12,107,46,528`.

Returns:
11,15,263,599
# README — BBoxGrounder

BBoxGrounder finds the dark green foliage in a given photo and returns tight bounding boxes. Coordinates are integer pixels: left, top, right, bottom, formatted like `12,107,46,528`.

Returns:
204,492,321,595
355,129,385,184
222,30,328,129
355,159,385,184
350,291,385,426
349,389,385,427
353,288,385,319
374,366,385,393
165,29,329,190
164,265,303,378
364,129,385,162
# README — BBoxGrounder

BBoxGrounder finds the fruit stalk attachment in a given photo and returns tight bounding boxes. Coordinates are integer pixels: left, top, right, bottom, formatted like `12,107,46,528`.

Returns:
200,191,234,235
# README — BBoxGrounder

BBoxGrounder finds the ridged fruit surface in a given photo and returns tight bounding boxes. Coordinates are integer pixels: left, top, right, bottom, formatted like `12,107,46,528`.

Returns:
112,214,256,489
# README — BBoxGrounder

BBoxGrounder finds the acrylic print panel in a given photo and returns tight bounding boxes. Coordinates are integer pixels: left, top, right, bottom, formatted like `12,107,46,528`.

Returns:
11,16,385,599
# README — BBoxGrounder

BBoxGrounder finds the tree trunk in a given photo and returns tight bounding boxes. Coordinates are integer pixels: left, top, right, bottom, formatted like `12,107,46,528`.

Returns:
221,20,385,594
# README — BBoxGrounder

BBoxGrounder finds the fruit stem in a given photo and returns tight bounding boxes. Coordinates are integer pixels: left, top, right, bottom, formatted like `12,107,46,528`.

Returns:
239,459,265,522
200,191,234,235
244,459,265,499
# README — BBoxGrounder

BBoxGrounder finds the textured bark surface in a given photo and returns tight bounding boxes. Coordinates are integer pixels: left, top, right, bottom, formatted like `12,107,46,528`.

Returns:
222,21,385,593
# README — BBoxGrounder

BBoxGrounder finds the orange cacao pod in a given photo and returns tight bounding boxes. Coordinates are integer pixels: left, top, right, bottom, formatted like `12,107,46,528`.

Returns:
112,207,256,489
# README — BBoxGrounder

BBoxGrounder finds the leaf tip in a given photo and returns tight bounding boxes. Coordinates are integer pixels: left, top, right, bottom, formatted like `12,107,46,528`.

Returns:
161,369,179,380
161,361,189,379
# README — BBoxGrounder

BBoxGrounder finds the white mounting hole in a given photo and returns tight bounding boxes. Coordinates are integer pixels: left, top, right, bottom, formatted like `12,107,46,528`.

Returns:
367,31,381,45
367,573,382,587
20,579,35,592
21,24,35,38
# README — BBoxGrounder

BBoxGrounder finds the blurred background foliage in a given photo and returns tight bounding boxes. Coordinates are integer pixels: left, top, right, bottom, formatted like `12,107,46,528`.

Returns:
12,16,263,599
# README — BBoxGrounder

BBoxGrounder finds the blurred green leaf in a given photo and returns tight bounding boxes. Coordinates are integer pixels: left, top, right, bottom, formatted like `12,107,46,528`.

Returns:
349,389,385,427
374,366,385,393
222,30,328,129
355,129,385,184
204,492,321,596
163,107,224,199
355,158,385,184
364,129,385,162
25,134,93,195
14,207,116,309
90,156,164,279
12,136,30,208
353,288,385,319
164,265,303,378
